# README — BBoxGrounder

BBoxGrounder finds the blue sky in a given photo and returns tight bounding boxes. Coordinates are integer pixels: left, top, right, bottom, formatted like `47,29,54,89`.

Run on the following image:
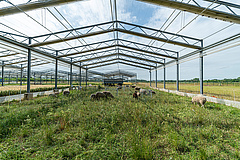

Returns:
0,0,239,80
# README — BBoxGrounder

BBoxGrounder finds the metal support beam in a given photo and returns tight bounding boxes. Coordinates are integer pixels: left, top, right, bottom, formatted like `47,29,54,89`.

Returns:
55,51,58,89
8,72,10,84
20,64,23,86
177,52,179,91
34,73,35,85
16,74,18,84
70,58,73,87
149,69,152,87
1,61,3,86
163,60,166,89
79,62,82,86
200,41,204,94
86,68,88,86
68,74,69,85
0,0,84,17
27,38,31,93
138,0,240,24
156,64,157,88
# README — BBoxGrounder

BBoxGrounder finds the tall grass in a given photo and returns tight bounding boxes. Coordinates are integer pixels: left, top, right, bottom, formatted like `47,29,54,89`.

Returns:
140,82,240,101
0,87,239,159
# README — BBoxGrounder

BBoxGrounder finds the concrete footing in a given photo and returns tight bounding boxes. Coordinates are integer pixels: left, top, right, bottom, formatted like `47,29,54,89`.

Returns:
24,93,33,100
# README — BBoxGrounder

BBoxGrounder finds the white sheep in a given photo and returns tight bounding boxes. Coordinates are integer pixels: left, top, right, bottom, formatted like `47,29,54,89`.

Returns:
192,95,207,107
140,89,149,95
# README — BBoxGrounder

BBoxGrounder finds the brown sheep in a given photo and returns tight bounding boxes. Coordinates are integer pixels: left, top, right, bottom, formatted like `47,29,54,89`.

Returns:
90,94,96,100
135,87,140,91
63,91,70,96
192,95,207,107
133,91,139,99
95,92,107,100
103,91,114,98
140,89,149,95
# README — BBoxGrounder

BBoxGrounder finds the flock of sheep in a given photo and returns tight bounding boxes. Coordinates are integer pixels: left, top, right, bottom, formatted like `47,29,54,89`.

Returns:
49,85,207,107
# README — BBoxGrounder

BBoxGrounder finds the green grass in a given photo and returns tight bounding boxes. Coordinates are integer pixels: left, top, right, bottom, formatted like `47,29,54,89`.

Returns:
140,82,240,102
0,87,239,159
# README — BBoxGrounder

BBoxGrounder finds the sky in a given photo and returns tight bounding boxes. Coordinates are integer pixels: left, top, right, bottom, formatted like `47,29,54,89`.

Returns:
0,0,239,80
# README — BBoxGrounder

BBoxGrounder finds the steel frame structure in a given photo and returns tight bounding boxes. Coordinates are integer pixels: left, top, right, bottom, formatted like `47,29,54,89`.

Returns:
0,0,239,94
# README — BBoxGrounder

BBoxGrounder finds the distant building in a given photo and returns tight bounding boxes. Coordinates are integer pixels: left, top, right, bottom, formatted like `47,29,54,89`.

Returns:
104,79,123,86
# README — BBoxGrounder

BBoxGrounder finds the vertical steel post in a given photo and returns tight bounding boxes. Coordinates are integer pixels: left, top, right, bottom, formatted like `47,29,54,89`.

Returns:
16,74,18,84
177,52,179,91
155,64,157,88
34,73,35,84
1,61,3,86
149,69,152,87
70,58,73,87
20,64,23,86
68,74,69,85
200,40,204,94
79,62,82,86
8,72,10,84
163,59,166,89
55,51,58,89
86,68,88,86
27,38,31,93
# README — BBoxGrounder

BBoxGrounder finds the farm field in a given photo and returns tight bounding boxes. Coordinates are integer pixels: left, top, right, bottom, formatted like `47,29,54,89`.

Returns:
0,87,239,159
0,85,69,91
139,82,240,102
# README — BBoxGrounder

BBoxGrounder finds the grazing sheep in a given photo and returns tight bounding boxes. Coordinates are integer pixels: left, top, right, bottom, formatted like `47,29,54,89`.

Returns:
103,91,114,98
95,92,107,100
133,91,140,99
90,94,96,100
135,87,141,91
137,92,141,97
140,89,149,95
192,95,207,107
149,90,156,94
63,91,70,96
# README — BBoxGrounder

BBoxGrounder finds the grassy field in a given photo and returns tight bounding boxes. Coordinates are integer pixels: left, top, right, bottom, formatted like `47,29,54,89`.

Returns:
0,87,239,159
139,82,240,102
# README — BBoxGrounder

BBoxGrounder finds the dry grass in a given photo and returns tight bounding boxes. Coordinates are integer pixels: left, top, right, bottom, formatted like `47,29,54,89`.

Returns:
0,85,68,91
138,82,240,101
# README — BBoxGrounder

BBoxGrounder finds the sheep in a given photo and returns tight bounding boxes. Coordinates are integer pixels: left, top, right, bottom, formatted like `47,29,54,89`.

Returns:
135,87,141,91
95,92,107,100
63,91,70,96
133,91,140,99
90,94,96,100
103,91,114,99
137,92,141,97
192,95,207,107
149,90,156,94
140,89,149,95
